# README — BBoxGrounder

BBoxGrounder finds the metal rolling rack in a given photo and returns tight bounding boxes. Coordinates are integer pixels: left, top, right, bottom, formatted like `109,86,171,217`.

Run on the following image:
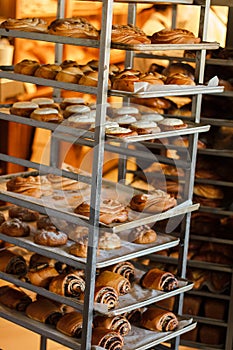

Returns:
0,1,225,350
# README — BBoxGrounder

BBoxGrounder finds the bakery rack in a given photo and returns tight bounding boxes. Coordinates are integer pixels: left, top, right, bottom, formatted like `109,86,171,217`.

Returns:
0,1,224,350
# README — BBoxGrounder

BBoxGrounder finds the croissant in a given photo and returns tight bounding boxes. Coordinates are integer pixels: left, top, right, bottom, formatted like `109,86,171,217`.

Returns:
56,311,83,337
25,298,63,325
140,267,178,291
130,190,177,213
94,315,131,336
0,285,32,311
49,272,85,297
92,327,124,349
141,307,178,332
25,266,59,288
105,261,135,283
0,250,27,276
95,271,131,295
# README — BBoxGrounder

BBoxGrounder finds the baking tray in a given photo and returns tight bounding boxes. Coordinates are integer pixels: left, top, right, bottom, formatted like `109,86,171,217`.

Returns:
111,41,219,51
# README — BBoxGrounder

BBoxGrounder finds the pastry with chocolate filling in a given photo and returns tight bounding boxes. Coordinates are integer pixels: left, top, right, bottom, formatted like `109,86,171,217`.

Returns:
140,267,178,291
104,261,135,283
0,285,32,311
8,206,39,222
92,327,124,349
0,218,30,237
94,315,131,336
24,266,59,288
26,298,63,325
49,272,85,297
141,307,178,332
95,270,131,295
128,225,157,244
0,250,27,276
56,311,83,337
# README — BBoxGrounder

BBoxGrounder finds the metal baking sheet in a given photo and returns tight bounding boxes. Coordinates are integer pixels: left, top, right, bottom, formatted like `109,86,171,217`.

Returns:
111,41,219,51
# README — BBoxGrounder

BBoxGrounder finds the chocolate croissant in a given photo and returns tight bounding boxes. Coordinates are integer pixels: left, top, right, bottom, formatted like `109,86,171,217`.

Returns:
130,190,177,213
0,285,32,311
95,271,131,295
49,272,85,297
141,307,178,332
25,298,63,325
94,315,131,336
140,267,178,292
92,327,124,349
56,311,83,337
105,261,135,283
0,250,27,276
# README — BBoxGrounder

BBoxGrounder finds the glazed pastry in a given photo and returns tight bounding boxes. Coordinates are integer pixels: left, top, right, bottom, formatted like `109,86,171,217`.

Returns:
8,206,39,222
92,327,124,349
111,24,150,44
141,307,178,331
151,28,201,44
26,298,63,325
0,17,48,32
34,64,62,80
31,97,57,109
10,101,39,117
94,315,131,336
112,105,140,118
49,272,85,297
56,311,83,337
0,285,32,311
0,218,30,237
128,225,157,244
64,114,95,129
129,120,161,135
158,118,188,131
55,66,84,84
48,17,99,39
166,73,195,86
14,59,40,75
63,104,91,119
129,190,177,213
141,114,164,123
25,266,59,287
34,228,68,247
74,198,128,225
98,232,121,250
0,250,27,276
47,173,88,191
140,267,178,291
6,175,53,198
112,115,137,128
105,126,138,138
60,97,86,110
95,271,131,295
105,261,135,282
0,212,5,225
30,108,63,123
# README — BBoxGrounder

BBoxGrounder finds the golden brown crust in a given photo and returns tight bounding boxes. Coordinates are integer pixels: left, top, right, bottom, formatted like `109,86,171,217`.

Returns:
166,73,195,86
193,184,224,199
140,267,178,291
34,64,62,80
91,327,124,349
69,236,89,258
141,307,178,331
34,228,68,247
6,175,53,198
92,286,119,310
0,285,32,311
130,191,177,213
25,266,59,287
55,66,84,84
14,59,40,75
151,28,201,44
0,17,48,33
0,218,30,237
8,206,39,221
139,72,165,85
30,108,63,123
10,101,39,117
128,225,157,244
94,315,131,336
104,261,135,282
95,271,131,295
48,17,99,39
111,24,150,45
0,250,27,276
56,311,83,337
111,74,140,92
26,298,63,325
49,272,85,297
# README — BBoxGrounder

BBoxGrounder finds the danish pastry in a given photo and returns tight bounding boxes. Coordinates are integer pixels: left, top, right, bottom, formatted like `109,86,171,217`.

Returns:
56,311,83,337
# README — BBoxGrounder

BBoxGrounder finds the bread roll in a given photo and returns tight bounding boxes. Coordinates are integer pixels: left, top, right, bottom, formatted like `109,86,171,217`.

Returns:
0,17,47,33
151,28,201,44
55,66,84,84
30,108,63,123
8,206,39,221
6,175,53,198
111,24,150,44
14,59,40,75
130,190,177,213
0,218,30,237
166,73,195,86
128,225,157,244
10,101,39,117
34,228,68,247
34,64,61,80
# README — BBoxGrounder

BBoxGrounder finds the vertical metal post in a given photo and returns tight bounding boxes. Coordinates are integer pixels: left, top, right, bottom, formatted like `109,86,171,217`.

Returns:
40,335,47,350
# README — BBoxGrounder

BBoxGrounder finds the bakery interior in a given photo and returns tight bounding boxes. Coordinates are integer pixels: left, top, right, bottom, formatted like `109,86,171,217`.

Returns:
0,0,233,349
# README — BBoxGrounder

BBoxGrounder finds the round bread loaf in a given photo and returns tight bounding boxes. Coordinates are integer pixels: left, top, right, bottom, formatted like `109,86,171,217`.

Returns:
10,101,39,117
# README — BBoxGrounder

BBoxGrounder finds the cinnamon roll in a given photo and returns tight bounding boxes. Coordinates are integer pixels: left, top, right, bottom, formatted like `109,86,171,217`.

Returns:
94,315,131,336
92,286,119,310
49,272,85,298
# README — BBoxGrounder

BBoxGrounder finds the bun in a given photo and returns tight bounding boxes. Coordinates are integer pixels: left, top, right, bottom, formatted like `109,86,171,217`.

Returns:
48,17,99,39
55,66,84,84
49,272,85,297
0,249,27,276
139,72,165,85
113,115,137,127
128,225,157,244
63,104,90,119
158,117,188,131
92,327,124,350
60,97,86,110
14,59,40,75
130,190,177,213
64,114,95,129
140,267,178,291
30,108,63,123
141,307,178,331
0,285,32,311
34,228,68,247
34,64,61,80
79,71,111,88
105,126,138,138
0,17,47,32
98,232,121,250
56,311,83,337
151,28,201,44
69,236,90,258
111,73,140,92
30,97,57,109
111,24,150,44
6,175,53,198
95,270,131,295
94,315,131,336
10,101,39,117
0,218,30,237
130,120,161,135
8,206,39,221
26,298,63,325
166,73,195,85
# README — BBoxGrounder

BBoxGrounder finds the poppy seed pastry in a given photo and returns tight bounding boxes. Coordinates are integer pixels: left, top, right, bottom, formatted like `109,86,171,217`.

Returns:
141,307,178,332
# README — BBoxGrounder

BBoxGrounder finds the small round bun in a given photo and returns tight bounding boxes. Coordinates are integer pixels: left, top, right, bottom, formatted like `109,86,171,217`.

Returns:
0,218,30,237
34,64,61,80
30,97,57,109
34,229,68,246
10,101,39,117
60,97,86,110
30,108,63,123
63,104,91,119
130,120,161,135
14,59,40,75
55,66,84,84
158,118,188,131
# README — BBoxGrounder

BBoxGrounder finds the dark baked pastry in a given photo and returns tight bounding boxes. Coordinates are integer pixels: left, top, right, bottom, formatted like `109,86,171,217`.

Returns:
0,250,27,276
55,66,84,84
141,307,178,331
14,59,40,75
104,261,135,283
92,286,119,310
48,17,99,39
95,271,131,295
34,64,62,80
140,267,178,291
111,24,150,45
25,266,59,288
0,218,30,237
166,73,195,85
151,28,201,44
130,190,177,213
49,272,85,297
94,315,131,336
26,298,63,325
8,206,39,221
0,285,32,311
10,101,39,117
34,228,68,247
92,327,124,349
56,311,83,337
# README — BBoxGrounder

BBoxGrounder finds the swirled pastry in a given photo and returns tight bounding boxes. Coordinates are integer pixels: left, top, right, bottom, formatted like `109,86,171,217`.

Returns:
49,272,85,297
94,315,131,336
8,206,39,222
34,228,68,247
93,286,119,310
0,17,48,32
56,311,83,337
151,28,201,44
0,285,32,311
6,175,53,198
74,199,128,225
95,271,131,295
141,307,178,332
92,328,124,349
26,298,63,325
48,17,99,39
0,250,27,276
111,24,150,44
0,218,30,237
128,225,157,244
130,190,177,213
105,261,135,283
140,267,178,291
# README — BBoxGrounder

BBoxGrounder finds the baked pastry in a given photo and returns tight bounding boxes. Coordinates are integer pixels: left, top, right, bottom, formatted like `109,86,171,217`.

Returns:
129,120,161,135
104,261,135,283
34,64,62,80
92,327,124,349
139,72,165,85
141,307,178,331
140,113,164,123
111,105,140,118
111,73,140,92
10,101,39,117
94,315,131,336
105,126,138,138
74,199,128,225
25,266,59,287
69,236,90,258
95,271,131,295
8,206,39,222
193,184,224,207
48,17,99,39
6,175,53,198
63,104,91,119
26,298,63,325
36,216,57,231
30,107,63,123
0,250,27,276
0,285,32,311
151,28,201,44
49,272,85,297
56,311,83,337
0,17,48,33
30,97,58,109
131,96,171,112
140,267,178,291
14,59,40,75
29,253,64,273
64,114,95,129
55,66,84,84
158,118,188,131
0,212,5,225
92,286,119,310
112,115,137,127
47,173,88,191
166,73,195,86
130,190,177,213
34,228,68,247
98,232,121,250
111,24,150,44
60,97,86,110
128,225,157,244
0,218,30,237
79,71,111,88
